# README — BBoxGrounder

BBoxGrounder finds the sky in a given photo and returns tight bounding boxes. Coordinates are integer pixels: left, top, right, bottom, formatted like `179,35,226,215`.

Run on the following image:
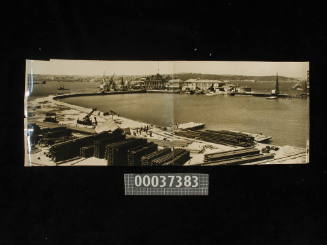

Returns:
26,59,309,79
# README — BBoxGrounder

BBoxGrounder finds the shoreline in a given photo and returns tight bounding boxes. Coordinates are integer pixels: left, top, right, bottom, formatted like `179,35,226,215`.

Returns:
25,91,308,166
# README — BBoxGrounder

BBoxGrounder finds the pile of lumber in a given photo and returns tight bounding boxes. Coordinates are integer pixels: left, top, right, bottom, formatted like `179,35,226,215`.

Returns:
105,138,148,165
203,153,275,166
204,148,260,163
141,148,172,166
93,134,125,158
80,145,95,158
203,147,275,166
42,127,72,138
151,149,190,166
161,150,190,166
175,129,254,147
127,142,158,166
48,131,117,162
146,138,191,148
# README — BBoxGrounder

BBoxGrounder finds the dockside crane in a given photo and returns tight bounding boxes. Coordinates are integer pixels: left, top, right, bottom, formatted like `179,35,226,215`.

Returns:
120,76,125,90
77,108,97,126
109,74,116,91
100,73,116,92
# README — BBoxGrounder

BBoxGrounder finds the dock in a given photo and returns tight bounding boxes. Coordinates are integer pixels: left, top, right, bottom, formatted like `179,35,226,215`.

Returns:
25,94,308,166
234,92,290,98
146,90,180,94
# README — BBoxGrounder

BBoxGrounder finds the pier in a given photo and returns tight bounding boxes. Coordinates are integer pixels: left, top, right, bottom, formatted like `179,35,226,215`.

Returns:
25,91,308,166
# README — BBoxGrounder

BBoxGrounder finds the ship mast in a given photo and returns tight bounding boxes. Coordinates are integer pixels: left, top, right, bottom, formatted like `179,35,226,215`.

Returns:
275,73,280,95
306,70,309,94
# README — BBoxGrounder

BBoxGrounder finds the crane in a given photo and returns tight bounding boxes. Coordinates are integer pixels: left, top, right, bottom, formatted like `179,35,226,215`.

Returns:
77,108,97,126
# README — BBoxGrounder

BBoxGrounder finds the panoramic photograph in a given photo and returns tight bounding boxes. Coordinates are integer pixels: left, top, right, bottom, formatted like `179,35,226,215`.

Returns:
24,60,309,166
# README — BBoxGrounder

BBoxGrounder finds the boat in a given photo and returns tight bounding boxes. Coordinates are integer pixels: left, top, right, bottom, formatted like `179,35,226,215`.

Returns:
265,73,281,99
194,90,204,95
230,130,272,143
57,82,69,90
253,134,272,143
205,92,216,96
177,122,205,130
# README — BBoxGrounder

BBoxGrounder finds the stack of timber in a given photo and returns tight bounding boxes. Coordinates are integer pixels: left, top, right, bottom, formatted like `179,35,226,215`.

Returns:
146,138,190,148
204,148,260,163
39,127,73,145
175,129,255,147
105,138,148,165
40,135,75,146
141,148,172,166
80,145,95,158
161,150,190,166
48,131,120,162
151,149,190,166
127,142,158,166
93,133,125,158
209,130,250,138
42,127,72,138
203,153,275,166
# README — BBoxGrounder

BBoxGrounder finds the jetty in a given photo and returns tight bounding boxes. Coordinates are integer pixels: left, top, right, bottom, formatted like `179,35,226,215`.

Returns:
25,92,308,167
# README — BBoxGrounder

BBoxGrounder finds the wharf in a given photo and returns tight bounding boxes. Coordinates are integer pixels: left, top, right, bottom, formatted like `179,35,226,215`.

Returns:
25,93,308,166
250,92,289,98
53,90,146,100
146,90,180,94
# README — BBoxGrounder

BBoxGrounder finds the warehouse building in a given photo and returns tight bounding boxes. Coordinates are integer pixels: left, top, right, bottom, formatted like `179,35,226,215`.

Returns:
182,79,226,91
144,73,169,89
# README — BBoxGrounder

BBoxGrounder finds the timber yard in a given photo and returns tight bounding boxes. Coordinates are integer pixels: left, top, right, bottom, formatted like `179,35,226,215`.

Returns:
25,71,309,166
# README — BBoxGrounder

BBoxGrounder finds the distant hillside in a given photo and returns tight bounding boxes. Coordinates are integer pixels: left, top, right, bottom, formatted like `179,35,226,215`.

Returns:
29,73,301,83
172,73,300,82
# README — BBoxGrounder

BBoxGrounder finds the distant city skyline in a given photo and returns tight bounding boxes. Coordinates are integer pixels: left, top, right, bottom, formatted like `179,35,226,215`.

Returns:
26,59,309,79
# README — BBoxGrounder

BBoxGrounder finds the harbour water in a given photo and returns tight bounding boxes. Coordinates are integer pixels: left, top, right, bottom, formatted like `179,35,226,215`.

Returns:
61,93,309,147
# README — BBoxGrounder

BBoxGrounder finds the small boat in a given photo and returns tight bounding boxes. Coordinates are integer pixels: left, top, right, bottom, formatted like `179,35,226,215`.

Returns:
205,92,216,96
230,130,272,143
266,96,278,99
57,86,69,90
177,122,205,130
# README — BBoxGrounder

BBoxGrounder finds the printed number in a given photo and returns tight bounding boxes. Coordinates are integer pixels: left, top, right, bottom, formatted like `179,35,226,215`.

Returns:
135,175,142,187
176,176,183,187
143,175,150,187
159,176,166,187
191,176,199,187
184,176,192,187
168,176,175,187
135,175,200,188
151,176,159,187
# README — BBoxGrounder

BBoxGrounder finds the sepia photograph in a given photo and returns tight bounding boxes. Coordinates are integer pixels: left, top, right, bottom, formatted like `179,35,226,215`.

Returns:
25,59,309,166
